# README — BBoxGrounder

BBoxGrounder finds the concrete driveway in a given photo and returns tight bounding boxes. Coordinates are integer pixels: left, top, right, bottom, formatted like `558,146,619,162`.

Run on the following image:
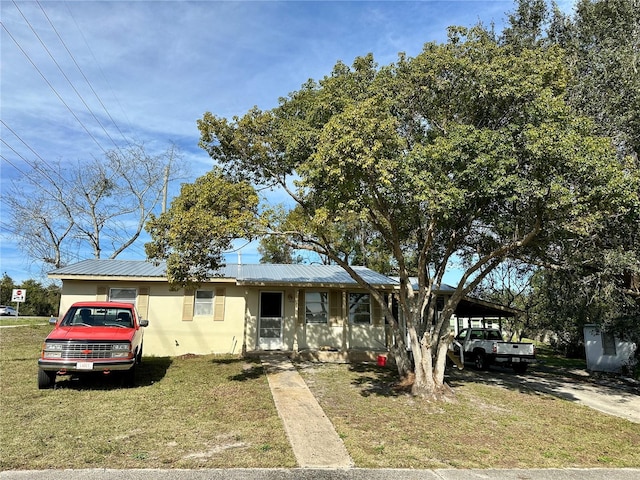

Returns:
448,364,640,424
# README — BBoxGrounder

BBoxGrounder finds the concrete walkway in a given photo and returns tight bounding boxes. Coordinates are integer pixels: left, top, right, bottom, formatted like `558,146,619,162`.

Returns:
261,354,353,469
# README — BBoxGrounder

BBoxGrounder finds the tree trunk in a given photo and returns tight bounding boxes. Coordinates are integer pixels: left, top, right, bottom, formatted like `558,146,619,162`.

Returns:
433,333,453,386
389,331,412,378
408,330,456,401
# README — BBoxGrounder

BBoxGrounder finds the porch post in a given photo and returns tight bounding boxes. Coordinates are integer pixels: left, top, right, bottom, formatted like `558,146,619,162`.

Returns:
293,288,300,353
342,290,348,353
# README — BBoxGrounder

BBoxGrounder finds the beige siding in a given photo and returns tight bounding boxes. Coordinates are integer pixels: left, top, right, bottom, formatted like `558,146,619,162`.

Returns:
58,280,246,357
145,284,246,357
137,287,150,319
58,279,389,357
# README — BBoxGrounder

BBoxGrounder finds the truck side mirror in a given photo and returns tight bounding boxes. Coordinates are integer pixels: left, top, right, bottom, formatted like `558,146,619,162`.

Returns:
49,316,57,325
139,319,149,327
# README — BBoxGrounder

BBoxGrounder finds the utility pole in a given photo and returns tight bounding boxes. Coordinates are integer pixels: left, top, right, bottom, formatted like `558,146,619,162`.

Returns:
162,144,176,214
162,165,170,214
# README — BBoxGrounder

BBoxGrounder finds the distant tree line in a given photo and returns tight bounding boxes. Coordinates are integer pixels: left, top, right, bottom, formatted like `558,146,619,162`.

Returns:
0,274,60,317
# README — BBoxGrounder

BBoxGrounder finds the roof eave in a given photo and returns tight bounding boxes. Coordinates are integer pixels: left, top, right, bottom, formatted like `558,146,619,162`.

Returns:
237,280,397,289
48,274,168,282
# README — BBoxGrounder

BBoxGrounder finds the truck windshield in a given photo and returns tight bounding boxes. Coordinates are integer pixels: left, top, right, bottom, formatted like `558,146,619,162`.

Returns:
62,307,134,327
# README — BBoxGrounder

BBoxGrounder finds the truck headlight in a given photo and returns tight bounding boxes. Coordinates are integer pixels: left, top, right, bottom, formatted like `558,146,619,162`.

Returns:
43,343,63,358
111,343,131,357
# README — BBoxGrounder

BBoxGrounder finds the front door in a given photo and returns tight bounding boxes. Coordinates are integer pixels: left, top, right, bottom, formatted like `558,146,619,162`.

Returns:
258,291,283,350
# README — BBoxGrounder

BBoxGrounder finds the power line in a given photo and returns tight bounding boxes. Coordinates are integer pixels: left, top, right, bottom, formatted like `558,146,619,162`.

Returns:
63,1,135,137
1,18,107,156
1,120,71,189
11,1,121,152
0,151,31,178
36,0,131,146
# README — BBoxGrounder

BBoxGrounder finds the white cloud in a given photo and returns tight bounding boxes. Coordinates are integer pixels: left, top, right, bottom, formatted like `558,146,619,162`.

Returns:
1,0,535,282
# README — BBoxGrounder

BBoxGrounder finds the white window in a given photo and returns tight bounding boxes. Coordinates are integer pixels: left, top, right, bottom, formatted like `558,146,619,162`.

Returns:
305,292,328,324
349,293,371,325
109,288,136,304
194,290,214,316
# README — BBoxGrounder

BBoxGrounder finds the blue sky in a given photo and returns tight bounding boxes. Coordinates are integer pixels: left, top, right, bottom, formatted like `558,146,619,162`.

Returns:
1,0,576,285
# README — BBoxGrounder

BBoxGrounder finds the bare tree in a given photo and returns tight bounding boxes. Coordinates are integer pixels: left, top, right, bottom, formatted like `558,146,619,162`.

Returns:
4,143,185,271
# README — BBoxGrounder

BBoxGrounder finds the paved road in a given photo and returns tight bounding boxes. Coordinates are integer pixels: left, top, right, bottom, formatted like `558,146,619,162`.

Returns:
2,468,640,480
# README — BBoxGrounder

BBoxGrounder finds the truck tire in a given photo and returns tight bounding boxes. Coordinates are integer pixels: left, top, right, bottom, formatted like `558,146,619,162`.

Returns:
474,351,488,370
124,364,137,387
513,363,528,374
38,369,55,389
136,344,143,365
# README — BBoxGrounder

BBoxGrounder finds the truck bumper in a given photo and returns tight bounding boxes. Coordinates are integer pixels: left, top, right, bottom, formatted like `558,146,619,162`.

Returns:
494,356,536,365
38,359,135,373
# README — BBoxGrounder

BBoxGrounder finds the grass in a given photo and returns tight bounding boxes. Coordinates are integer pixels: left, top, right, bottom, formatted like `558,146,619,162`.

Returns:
0,316,49,328
0,324,295,470
299,363,640,469
533,343,589,369
1,324,639,471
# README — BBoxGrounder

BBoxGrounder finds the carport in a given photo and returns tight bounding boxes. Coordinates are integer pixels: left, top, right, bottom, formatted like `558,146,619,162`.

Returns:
453,296,518,334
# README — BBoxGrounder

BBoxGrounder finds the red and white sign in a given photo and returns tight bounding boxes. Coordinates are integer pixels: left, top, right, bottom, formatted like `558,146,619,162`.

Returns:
11,289,26,302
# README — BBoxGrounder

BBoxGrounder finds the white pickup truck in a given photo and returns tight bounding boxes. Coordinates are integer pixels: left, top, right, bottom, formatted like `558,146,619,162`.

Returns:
450,327,536,373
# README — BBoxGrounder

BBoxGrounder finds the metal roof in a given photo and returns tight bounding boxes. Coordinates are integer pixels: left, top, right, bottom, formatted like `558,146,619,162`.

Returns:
237,264,397,286
49,259,167,278
390,277,456,292
48,259,397,287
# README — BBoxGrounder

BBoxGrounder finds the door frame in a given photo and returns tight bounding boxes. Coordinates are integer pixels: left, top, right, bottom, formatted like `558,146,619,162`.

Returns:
258,291,284,350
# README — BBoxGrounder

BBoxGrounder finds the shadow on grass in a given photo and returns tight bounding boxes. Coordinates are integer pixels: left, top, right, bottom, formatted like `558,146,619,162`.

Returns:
223,357,265,382
52,356,173,390
348,363,404,397
205,355,265,382
445,365,639,402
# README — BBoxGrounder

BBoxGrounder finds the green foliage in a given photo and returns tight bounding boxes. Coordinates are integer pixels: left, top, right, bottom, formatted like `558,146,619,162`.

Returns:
196,21,632,392
0,274,60,316
145,168,260,288
258,236,303,264
570,0,640,160
500,0,640,356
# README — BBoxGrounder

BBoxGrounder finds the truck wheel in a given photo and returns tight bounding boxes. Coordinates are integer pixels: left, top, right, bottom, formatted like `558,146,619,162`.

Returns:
124,365,137,387
474,352,487,370
38,369,56,389
136,344,143,365
513,363,528,374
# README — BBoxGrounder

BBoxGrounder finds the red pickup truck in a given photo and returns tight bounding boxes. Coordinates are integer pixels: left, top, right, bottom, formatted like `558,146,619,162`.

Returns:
38,301,148,389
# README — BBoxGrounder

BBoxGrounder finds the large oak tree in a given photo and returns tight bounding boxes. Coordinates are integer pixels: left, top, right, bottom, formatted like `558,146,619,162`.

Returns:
500,0,640,361
150,24,632,398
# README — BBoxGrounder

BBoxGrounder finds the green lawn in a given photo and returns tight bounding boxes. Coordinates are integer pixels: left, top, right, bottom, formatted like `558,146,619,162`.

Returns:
299,362,640,469
0,324,295,470
2,324,639,471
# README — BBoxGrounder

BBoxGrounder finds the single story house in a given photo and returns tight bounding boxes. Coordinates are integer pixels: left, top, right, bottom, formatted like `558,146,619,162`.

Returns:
48,259,516,361
583,324,637,374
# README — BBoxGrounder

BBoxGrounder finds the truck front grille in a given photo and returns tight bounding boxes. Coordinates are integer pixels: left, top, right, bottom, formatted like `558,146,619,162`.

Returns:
62,343,112,359
44,341,129,359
